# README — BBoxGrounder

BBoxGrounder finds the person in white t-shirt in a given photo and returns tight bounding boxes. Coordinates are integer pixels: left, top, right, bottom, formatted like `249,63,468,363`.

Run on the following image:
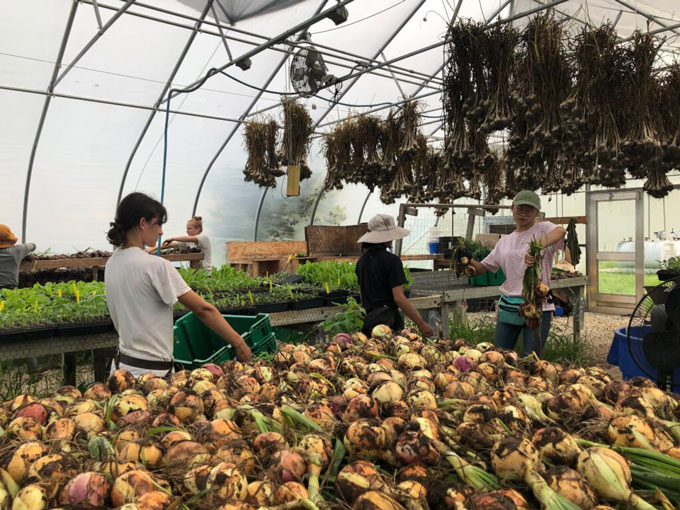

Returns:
157,216,212,270
106,193,250,378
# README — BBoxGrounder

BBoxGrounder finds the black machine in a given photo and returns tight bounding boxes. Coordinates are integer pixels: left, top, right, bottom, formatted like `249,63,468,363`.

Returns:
627,276,680,391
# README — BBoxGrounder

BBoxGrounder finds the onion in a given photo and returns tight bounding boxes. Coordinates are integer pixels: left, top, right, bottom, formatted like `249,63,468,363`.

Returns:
245,480,274,506
490,437,539,481
46,417,75,444
607,415,674,451
111,470,157,507
353,490,405,510
7,442,47,483
162,441,211,474
275,482,309,504
497,406,530,434
433,372,457,391
455,421,496,450
64,399,98,417
252,432,288,457
15,403,48,425
442,381,475,398
382,400,411,419
118,438,163,468
304,403,336,432
603,380,632,404
397,464,429,482
12,484,47,510
87,435,115,460
136,491,173,510
299,434,333,502
112,394,148,423
343,395,379,423
577,447,657,510
532,427,581,465
167,390,204,424
272,450,307,482
392,480,427,510
28,454,77,498
372,324,392,339
107,370,136,393
344,419,394,463
160,430,192,450
372,381,404,404
469,490,529,510
9,394,35,412
7,417,42,441
183,464,211,495
83,382,111,402
395,430,439,465
72,412,105,438
214,440,256,476
545,466,597,509
452,356,474,373
196,419,242,450
207,462,248,501
337,461,387,504
59,472,110,508
463,403,496,424
344,378,369,399
397,353,427,372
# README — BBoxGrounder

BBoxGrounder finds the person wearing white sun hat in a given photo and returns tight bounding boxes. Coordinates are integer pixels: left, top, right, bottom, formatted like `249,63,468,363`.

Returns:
355,214,434,338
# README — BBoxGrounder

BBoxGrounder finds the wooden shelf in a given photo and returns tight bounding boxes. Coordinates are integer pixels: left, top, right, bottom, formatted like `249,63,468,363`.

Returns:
20,252,203,272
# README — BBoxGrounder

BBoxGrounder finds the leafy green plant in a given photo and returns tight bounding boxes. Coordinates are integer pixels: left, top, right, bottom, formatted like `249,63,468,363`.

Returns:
660,257,680,272
297,261,412,291
0,281,108,329
317,298,365,337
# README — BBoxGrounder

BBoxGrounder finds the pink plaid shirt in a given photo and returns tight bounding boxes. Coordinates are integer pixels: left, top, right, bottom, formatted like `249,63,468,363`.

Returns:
481,221,563,311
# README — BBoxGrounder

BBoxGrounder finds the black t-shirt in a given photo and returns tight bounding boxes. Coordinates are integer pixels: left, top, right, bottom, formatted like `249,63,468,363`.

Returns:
355,246,407,311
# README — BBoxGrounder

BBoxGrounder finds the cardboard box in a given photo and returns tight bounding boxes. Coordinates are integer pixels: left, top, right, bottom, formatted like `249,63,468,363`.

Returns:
475,233,505,248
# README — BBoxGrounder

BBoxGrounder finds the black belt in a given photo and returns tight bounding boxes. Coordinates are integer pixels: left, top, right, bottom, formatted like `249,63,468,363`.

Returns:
116,352,173,371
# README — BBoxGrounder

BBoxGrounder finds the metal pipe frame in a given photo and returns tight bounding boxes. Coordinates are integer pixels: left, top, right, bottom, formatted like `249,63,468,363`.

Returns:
54,0,136,88
184,0,331,239
163,0,357,102
614,0,680,40
117,0,215,206
81,0,444,87
21,1,79,242
307,0,429,227
0,84,240,122
309,0,517,226
76,0,439,94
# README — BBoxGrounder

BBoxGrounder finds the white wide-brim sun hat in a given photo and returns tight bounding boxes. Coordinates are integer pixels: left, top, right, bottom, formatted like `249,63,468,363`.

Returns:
357,214,410,244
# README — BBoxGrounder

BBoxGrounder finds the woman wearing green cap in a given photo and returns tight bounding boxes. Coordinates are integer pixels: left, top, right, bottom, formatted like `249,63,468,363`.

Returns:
465,191,566,357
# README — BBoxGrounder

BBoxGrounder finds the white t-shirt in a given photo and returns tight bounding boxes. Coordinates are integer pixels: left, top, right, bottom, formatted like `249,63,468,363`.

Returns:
105,247,190,371
178,234,212,270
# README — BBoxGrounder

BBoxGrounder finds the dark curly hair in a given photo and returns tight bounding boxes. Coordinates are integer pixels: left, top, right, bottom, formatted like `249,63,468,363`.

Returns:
107,192,167,247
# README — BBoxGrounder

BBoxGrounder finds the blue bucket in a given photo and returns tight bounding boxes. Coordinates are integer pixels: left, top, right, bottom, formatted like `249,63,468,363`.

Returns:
607,326,680,392
428,241,440,255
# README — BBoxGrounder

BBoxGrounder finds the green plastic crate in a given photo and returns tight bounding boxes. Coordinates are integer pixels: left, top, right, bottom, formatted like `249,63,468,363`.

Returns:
468,269,506,286
173,313,275,369
487,268,506,286
468,272,489,286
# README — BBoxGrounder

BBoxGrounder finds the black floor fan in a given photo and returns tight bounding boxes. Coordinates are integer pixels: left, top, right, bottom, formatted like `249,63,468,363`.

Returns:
627,276,680,391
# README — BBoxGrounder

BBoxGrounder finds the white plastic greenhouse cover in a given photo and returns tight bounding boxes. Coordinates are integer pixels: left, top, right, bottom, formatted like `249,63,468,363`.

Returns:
2,0,679,264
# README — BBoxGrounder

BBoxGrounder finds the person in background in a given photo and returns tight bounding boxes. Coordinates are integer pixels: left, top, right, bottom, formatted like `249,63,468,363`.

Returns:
356,214,435,338
465,190,566,358
0,224,39,373
0,225,36,290
147,216,212,270
106,193,250,378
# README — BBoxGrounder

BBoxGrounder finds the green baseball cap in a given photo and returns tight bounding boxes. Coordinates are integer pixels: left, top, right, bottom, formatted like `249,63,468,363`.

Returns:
513,190,541,210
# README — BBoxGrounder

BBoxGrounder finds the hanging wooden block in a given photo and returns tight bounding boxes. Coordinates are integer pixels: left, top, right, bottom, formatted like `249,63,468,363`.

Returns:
286,165,301,196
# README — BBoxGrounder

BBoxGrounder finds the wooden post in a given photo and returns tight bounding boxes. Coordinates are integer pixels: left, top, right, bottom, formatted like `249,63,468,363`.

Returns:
573,284,585,344
465,208,486,240
63,353,76,386
439,293,449,339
